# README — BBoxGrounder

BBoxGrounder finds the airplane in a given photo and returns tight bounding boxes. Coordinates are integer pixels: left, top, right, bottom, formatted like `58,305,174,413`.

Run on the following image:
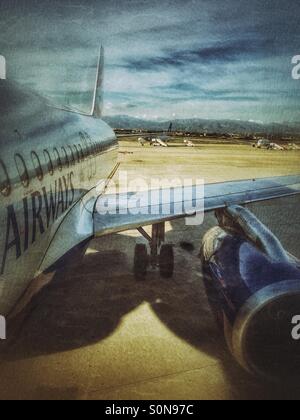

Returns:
138,123,173,147
1,49,300,380
253,138,271,149
253,139,285,151
184,139,195,147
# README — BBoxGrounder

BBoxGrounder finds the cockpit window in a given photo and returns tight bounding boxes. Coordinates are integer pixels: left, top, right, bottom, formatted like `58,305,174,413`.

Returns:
0,159,11,197
31,151,44,181
43,150,54,175
15,154,29,187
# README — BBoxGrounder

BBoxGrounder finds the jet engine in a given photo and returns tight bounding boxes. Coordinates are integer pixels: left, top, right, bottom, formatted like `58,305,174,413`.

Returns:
200,205,300,380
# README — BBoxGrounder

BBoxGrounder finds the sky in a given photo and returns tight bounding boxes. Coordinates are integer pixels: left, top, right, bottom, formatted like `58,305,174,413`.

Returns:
0,0,299,122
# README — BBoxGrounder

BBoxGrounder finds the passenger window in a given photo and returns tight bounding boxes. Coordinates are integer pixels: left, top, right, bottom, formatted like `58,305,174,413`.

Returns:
61,147,69,168
90,142,95,155
78,144,84,161
73,145,80,163
79,132,87,158
31,151,44,181
67,146,75,166
83,132,93,157
15,154,29,187
53,148,63,171
87,139,93,157
0,159,11,197
43,150,54,175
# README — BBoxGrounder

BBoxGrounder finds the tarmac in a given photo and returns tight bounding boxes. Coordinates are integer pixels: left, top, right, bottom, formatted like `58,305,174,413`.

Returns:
0,140,300,400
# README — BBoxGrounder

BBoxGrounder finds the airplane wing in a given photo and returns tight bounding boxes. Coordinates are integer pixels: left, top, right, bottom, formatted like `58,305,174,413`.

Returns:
93,175,300,237
155,139,168,147
38,175,300,274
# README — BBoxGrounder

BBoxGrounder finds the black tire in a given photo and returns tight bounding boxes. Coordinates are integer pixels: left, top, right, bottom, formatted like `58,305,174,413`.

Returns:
134,244,148,281
159,244,174,279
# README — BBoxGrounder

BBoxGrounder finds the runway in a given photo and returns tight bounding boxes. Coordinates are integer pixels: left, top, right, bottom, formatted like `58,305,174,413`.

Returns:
0,140,300,400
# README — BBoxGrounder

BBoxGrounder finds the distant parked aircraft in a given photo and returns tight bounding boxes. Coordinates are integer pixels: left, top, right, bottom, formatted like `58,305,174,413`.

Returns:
253,139,285,151
254,139,271,149
138,123,173,147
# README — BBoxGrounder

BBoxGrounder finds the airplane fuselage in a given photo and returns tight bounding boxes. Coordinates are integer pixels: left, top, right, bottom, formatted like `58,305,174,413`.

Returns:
0,80,118,315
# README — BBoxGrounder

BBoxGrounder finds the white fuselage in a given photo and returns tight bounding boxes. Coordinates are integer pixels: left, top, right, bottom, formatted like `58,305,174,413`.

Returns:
0,80,118,315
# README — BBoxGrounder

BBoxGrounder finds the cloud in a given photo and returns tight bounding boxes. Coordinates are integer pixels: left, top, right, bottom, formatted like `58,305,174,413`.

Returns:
120,38,277,71
0,0,299,122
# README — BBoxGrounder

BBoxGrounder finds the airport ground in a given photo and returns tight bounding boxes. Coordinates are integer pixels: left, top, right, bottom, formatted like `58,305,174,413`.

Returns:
0,138,300,400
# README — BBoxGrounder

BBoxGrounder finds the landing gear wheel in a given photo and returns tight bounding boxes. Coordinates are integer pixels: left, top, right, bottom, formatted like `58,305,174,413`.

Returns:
159,244,174,278
134,244,149,281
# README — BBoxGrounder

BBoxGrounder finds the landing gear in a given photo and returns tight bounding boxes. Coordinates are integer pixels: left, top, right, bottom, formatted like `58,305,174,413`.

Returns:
134,244,149,281
159,245,174,278
133,223,174,280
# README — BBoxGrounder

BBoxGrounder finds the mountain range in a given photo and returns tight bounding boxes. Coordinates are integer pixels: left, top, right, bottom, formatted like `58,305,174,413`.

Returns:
103,115,300,136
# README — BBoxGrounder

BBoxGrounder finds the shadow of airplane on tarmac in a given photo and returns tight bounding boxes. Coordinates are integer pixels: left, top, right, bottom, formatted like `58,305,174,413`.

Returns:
1,198,300,400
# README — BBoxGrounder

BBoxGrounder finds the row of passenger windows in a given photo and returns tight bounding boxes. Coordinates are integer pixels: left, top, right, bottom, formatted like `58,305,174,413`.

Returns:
0,132,110,197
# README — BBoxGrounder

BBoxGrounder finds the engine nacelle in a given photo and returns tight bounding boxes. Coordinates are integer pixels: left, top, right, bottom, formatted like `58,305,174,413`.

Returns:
200,205,300,380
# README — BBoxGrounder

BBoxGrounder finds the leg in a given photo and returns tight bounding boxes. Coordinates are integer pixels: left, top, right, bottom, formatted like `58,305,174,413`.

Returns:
134,223,174,280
